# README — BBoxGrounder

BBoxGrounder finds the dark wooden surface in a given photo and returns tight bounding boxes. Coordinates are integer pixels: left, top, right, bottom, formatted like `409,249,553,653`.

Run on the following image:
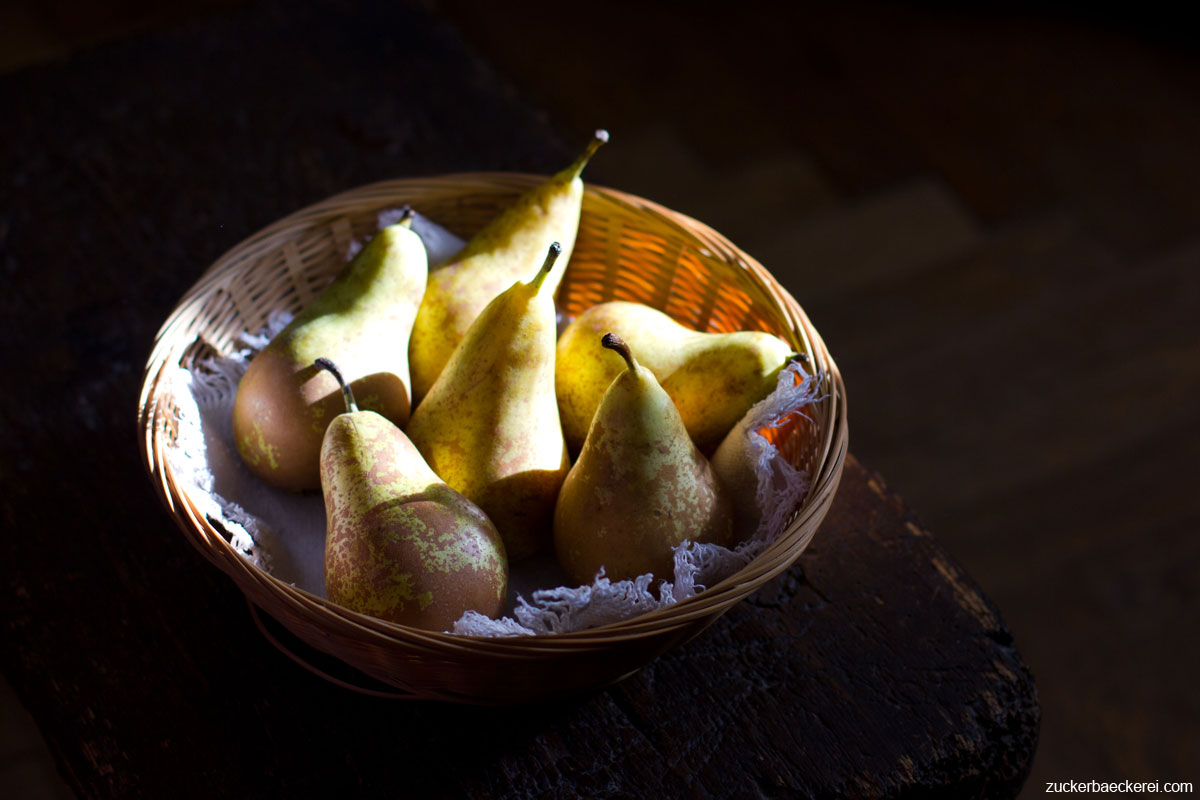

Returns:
1,1,1037,797
436,1,1200,791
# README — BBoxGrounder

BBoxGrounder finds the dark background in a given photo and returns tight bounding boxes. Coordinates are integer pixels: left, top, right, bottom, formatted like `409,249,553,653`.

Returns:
2,0,1197,796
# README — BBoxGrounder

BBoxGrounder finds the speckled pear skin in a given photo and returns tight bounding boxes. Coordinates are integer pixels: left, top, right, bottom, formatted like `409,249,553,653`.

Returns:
233,222,427,492
556,301,794,455
321,409,507,631
408,131,607,402
406,250,569,562
553,337,734,585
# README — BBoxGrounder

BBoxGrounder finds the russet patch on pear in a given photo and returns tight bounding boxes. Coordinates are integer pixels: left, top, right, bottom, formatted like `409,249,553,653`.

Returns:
316,358,508,632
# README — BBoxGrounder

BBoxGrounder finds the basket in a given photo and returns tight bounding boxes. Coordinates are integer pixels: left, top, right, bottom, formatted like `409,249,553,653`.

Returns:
137,174,849,705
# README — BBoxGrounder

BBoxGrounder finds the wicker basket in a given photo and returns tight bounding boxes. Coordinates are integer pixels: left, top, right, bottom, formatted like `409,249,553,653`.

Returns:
137,174,849,705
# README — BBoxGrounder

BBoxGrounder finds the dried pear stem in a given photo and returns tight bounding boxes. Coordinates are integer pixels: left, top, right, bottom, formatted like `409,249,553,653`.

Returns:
314,357,358,414
397,204,414,228
601,332,638,373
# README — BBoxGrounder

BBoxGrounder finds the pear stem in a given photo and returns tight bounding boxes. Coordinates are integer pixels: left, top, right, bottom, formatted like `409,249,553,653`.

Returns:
314,358,358,414
397,204,414,228
529,242,561,291
566,129,609,178
601,332,638,373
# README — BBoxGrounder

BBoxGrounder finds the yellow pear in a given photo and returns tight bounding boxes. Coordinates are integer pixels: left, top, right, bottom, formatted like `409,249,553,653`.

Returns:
710,358,812,543
408,130,608,402
315,358,507,631
553,333,733,585
406,243,569,561
556,300,795,455
233,210,427,491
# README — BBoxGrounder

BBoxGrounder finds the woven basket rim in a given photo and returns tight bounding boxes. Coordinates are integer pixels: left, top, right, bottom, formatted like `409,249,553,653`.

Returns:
138,172,849,652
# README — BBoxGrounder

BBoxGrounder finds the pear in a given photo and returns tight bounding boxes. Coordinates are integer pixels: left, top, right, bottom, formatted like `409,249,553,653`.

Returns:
408,129,608,402
315,358,507,631
710,355,812,543
406,243,569,562
553,333,734,585
233,209,427,491
556,300,795,455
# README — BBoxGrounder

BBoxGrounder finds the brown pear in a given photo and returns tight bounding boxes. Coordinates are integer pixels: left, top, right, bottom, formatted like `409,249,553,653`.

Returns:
316,358,507,631
233,210,427,491
553,333,734,585
406,243,569,561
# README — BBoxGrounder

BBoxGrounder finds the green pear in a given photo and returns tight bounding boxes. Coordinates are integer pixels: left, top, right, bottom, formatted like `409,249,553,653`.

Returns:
233,210,427,491
556,300,795,455
408,130,608,402
315,358,507,631
553,333,734,585
406,243,569,562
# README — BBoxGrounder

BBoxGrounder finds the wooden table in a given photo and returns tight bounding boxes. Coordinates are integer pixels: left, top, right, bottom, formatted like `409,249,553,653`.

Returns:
0,1,1038,796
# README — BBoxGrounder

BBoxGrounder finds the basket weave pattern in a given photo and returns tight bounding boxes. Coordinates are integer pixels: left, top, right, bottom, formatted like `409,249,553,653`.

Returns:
137,174,848,704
